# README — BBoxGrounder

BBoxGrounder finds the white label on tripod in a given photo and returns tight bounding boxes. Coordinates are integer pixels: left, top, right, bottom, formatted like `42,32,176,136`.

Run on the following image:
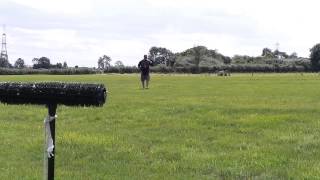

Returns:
44,115,56,158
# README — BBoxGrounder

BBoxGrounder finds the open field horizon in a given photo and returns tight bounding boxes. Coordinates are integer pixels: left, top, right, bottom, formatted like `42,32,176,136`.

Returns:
1,73,320,179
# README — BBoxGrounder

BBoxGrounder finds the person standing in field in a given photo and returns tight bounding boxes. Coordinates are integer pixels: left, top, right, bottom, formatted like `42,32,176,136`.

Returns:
138,55,153,89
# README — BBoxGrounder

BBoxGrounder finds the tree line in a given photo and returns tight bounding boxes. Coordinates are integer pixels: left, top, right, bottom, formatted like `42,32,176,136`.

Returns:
2,43,320,74
0,56,68,69
98,43,320,73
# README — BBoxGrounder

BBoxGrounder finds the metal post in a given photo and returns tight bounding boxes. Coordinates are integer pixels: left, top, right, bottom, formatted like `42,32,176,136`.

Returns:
46,104,57,180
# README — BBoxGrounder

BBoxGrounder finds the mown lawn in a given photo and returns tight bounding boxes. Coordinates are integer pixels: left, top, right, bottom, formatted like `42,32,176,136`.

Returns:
1,73,320,179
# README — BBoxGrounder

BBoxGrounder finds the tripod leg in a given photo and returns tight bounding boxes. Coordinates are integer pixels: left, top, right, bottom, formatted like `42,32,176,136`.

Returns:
44,104,57,180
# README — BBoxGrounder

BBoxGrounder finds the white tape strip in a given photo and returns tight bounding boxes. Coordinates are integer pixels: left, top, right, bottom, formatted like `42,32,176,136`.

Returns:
44,115,56,158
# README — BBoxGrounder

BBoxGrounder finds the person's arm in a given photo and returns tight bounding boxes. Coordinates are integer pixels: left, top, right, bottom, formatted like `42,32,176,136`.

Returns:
138,61,141,69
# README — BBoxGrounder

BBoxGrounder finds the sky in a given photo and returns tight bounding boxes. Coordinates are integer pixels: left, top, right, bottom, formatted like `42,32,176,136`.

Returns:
0,0,319,67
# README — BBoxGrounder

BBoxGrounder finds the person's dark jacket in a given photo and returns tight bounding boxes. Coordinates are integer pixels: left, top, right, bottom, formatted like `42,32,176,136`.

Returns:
138,59,153,75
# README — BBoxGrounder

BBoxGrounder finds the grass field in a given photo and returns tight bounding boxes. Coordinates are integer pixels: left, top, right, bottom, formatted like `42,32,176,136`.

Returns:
1,73,320,179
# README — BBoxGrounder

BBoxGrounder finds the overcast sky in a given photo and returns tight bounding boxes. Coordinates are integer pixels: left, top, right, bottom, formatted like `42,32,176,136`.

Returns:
0,0,319,67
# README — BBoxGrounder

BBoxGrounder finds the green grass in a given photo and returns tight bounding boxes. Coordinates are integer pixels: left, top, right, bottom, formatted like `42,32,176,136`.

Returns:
1,73,320,179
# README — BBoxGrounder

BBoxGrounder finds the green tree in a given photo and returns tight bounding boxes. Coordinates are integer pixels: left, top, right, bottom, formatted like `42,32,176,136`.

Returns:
0,57,11,68
98,55,111,70
310,43,320,71
148,47,175,66
55,63,63,69
278,51,288,59
32,58,39,64
184,46,208,71
262,48,274,58
193,46,207,68
289,52,298,58
14,58,25,68
33,57,51,69
273,50,289,59
98,58,105,69
114,60,124,67
63,61,68,68
175,46,229,71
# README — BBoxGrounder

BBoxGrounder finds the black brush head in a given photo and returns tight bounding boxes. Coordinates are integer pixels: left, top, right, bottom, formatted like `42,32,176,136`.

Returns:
0,82,107,106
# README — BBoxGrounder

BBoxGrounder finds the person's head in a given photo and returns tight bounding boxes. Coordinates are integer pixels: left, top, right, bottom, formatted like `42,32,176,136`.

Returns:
144,55,147,60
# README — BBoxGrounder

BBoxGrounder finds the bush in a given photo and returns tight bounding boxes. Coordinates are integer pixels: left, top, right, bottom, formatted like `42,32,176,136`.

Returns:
103,66,139,74
310,43,320,71
150,65,174,73
0,67,98,75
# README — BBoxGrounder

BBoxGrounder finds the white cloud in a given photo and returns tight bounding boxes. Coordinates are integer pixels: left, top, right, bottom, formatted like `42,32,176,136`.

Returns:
2,0,320,66
8,27,150,66
12,28,81,48
10,0,94,15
